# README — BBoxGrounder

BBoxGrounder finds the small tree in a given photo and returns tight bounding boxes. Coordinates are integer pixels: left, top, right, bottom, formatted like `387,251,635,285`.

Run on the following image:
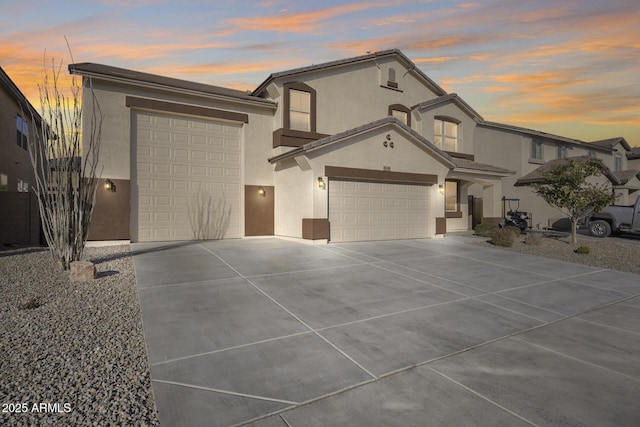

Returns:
27,48,102,270
531,158,615,245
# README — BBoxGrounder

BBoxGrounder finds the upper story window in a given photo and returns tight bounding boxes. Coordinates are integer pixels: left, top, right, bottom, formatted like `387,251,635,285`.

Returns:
557,144,567,159
387,68,398,88
531,140,543,160
17,115,28,150
588,149,596,159
284,82,316,133
615,154,622,171
434,117,459,152
388,104,410,126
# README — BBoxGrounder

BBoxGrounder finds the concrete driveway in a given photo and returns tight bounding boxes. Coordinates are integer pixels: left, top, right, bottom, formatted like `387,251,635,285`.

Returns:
131,237,640,426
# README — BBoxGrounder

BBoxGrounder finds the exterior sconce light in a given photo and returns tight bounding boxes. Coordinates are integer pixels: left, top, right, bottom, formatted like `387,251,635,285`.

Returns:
317,177,326,189
104,178,116,193
258,186,266,197
438,184,444,195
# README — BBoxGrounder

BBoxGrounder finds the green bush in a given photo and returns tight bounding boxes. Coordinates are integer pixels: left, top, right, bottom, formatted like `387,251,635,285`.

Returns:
505,225,521,237
574,245,591,255
475,222,498,237
491,228,518,247
525,233,543,246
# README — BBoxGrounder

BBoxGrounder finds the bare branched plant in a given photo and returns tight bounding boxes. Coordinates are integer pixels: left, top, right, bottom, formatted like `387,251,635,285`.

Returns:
27,45,103,270
187,187,231,240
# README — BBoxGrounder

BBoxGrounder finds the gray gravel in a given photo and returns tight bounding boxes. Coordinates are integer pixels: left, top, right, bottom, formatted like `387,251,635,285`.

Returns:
473,231,640,275
0,244,158,427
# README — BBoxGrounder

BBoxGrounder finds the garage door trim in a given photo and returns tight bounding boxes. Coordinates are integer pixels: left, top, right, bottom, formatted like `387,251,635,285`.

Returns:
325,165,437,185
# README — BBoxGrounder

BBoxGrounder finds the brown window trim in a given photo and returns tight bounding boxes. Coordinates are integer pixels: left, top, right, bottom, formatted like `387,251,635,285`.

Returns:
273,128,330,148
325,166,437,185
125,96,248,123
388,104,411,126
283,82,316,132
445,179,460,213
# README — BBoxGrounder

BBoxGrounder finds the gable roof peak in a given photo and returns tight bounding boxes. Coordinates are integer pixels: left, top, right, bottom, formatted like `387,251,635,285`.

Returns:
252,48,447,97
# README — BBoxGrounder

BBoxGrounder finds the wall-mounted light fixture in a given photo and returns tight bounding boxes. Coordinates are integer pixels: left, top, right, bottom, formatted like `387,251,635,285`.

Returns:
258,186,266,197
104,178,116,193
317,177,326,189
438,184,444,195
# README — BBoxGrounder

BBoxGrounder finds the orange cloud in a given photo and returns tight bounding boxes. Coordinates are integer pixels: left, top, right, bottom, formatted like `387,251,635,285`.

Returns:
220,2,393,35
414,56,459,63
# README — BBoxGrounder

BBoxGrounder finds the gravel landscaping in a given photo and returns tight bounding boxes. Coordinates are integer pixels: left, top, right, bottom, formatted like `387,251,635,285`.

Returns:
472,231,640,275
0,244,158,427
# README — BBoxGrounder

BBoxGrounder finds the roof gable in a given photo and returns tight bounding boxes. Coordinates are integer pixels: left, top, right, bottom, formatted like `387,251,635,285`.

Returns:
588,137,632,152
253,49,447,98
413,93,484,122
268,116,454,167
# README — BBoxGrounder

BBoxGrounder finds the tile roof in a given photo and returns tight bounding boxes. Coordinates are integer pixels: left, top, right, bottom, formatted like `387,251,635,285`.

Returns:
514,156,621,186
412,93,484,122
268,116,455,166
451,158,515,175
613,169,640,185
69,63,276,107
478,121,604,148
588,137,631,151
252,49,447,97
627,147,640,160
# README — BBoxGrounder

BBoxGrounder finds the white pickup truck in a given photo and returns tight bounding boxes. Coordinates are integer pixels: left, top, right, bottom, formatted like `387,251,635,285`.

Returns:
588,196,640,238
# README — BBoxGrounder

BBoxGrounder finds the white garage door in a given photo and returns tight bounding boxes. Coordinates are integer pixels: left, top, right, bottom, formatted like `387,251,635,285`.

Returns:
329,180,431,242
135,111,242,242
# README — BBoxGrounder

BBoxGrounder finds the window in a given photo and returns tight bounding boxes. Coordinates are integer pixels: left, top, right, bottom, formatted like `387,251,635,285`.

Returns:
388,104,410,126
588,149,596,159
615,154,622,172
17,115,28,150
289,89,310,131
558,145,567,159
531,140,542,160
445,180,459,212
387,68,398,88
17,179,29,192
434,118,458,151
284,82,316,133
0,174,7,191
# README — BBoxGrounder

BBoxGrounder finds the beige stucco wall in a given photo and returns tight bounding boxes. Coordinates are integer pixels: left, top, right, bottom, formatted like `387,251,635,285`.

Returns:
415,101,477,156
272,123,451,239
264,56,440,137
82,78,275,186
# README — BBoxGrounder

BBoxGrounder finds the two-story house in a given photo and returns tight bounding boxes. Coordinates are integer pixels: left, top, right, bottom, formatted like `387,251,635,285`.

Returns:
69,49,635,243
0,67,42,244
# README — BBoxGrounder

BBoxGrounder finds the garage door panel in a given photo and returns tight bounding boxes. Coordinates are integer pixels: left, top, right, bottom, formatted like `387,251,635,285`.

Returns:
329,179,431,242
136,111,241,242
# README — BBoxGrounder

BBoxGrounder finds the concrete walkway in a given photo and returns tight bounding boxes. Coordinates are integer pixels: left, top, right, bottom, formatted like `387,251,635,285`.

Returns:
131,236,640,426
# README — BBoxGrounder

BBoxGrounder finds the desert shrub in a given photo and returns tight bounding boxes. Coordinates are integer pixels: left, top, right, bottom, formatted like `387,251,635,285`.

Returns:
525,233,543,246
19,297,41,310
475,222,498,237
491,228,517,247
574,245,591,255
505,225,521,237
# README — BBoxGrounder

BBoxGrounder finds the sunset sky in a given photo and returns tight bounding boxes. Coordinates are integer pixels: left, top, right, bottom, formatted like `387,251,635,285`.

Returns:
1,0,638,146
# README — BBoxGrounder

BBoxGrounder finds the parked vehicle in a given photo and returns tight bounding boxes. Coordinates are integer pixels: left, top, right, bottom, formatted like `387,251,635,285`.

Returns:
588,196,640,238
504,210,529,231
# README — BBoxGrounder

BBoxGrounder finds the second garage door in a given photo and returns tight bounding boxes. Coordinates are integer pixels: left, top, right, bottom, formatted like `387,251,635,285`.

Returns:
135,111,242,242
329,180,431,242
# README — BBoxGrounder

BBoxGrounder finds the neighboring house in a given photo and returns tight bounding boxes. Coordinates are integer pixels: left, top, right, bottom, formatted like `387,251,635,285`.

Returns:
0,67,42,244
68,49,634,242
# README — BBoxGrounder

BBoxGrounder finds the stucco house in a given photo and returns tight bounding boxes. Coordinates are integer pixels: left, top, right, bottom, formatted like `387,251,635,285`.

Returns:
0,67,42,244
68,49,636,243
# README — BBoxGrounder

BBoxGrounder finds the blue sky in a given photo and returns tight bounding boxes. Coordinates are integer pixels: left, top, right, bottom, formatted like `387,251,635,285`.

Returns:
1,0,638,146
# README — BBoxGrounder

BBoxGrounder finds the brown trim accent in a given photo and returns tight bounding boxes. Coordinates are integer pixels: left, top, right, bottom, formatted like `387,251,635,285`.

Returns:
283,82,317,132
88,178,131,240
388,104,411,127
273,128,330,148
434,115,461,125
302,218,329,240
386,81,398,89
126,96,249,123
444,151,474,161
481,217,502,226
436,217,446,235
244,185,274,236
445,211,463,218
325,166,437,185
